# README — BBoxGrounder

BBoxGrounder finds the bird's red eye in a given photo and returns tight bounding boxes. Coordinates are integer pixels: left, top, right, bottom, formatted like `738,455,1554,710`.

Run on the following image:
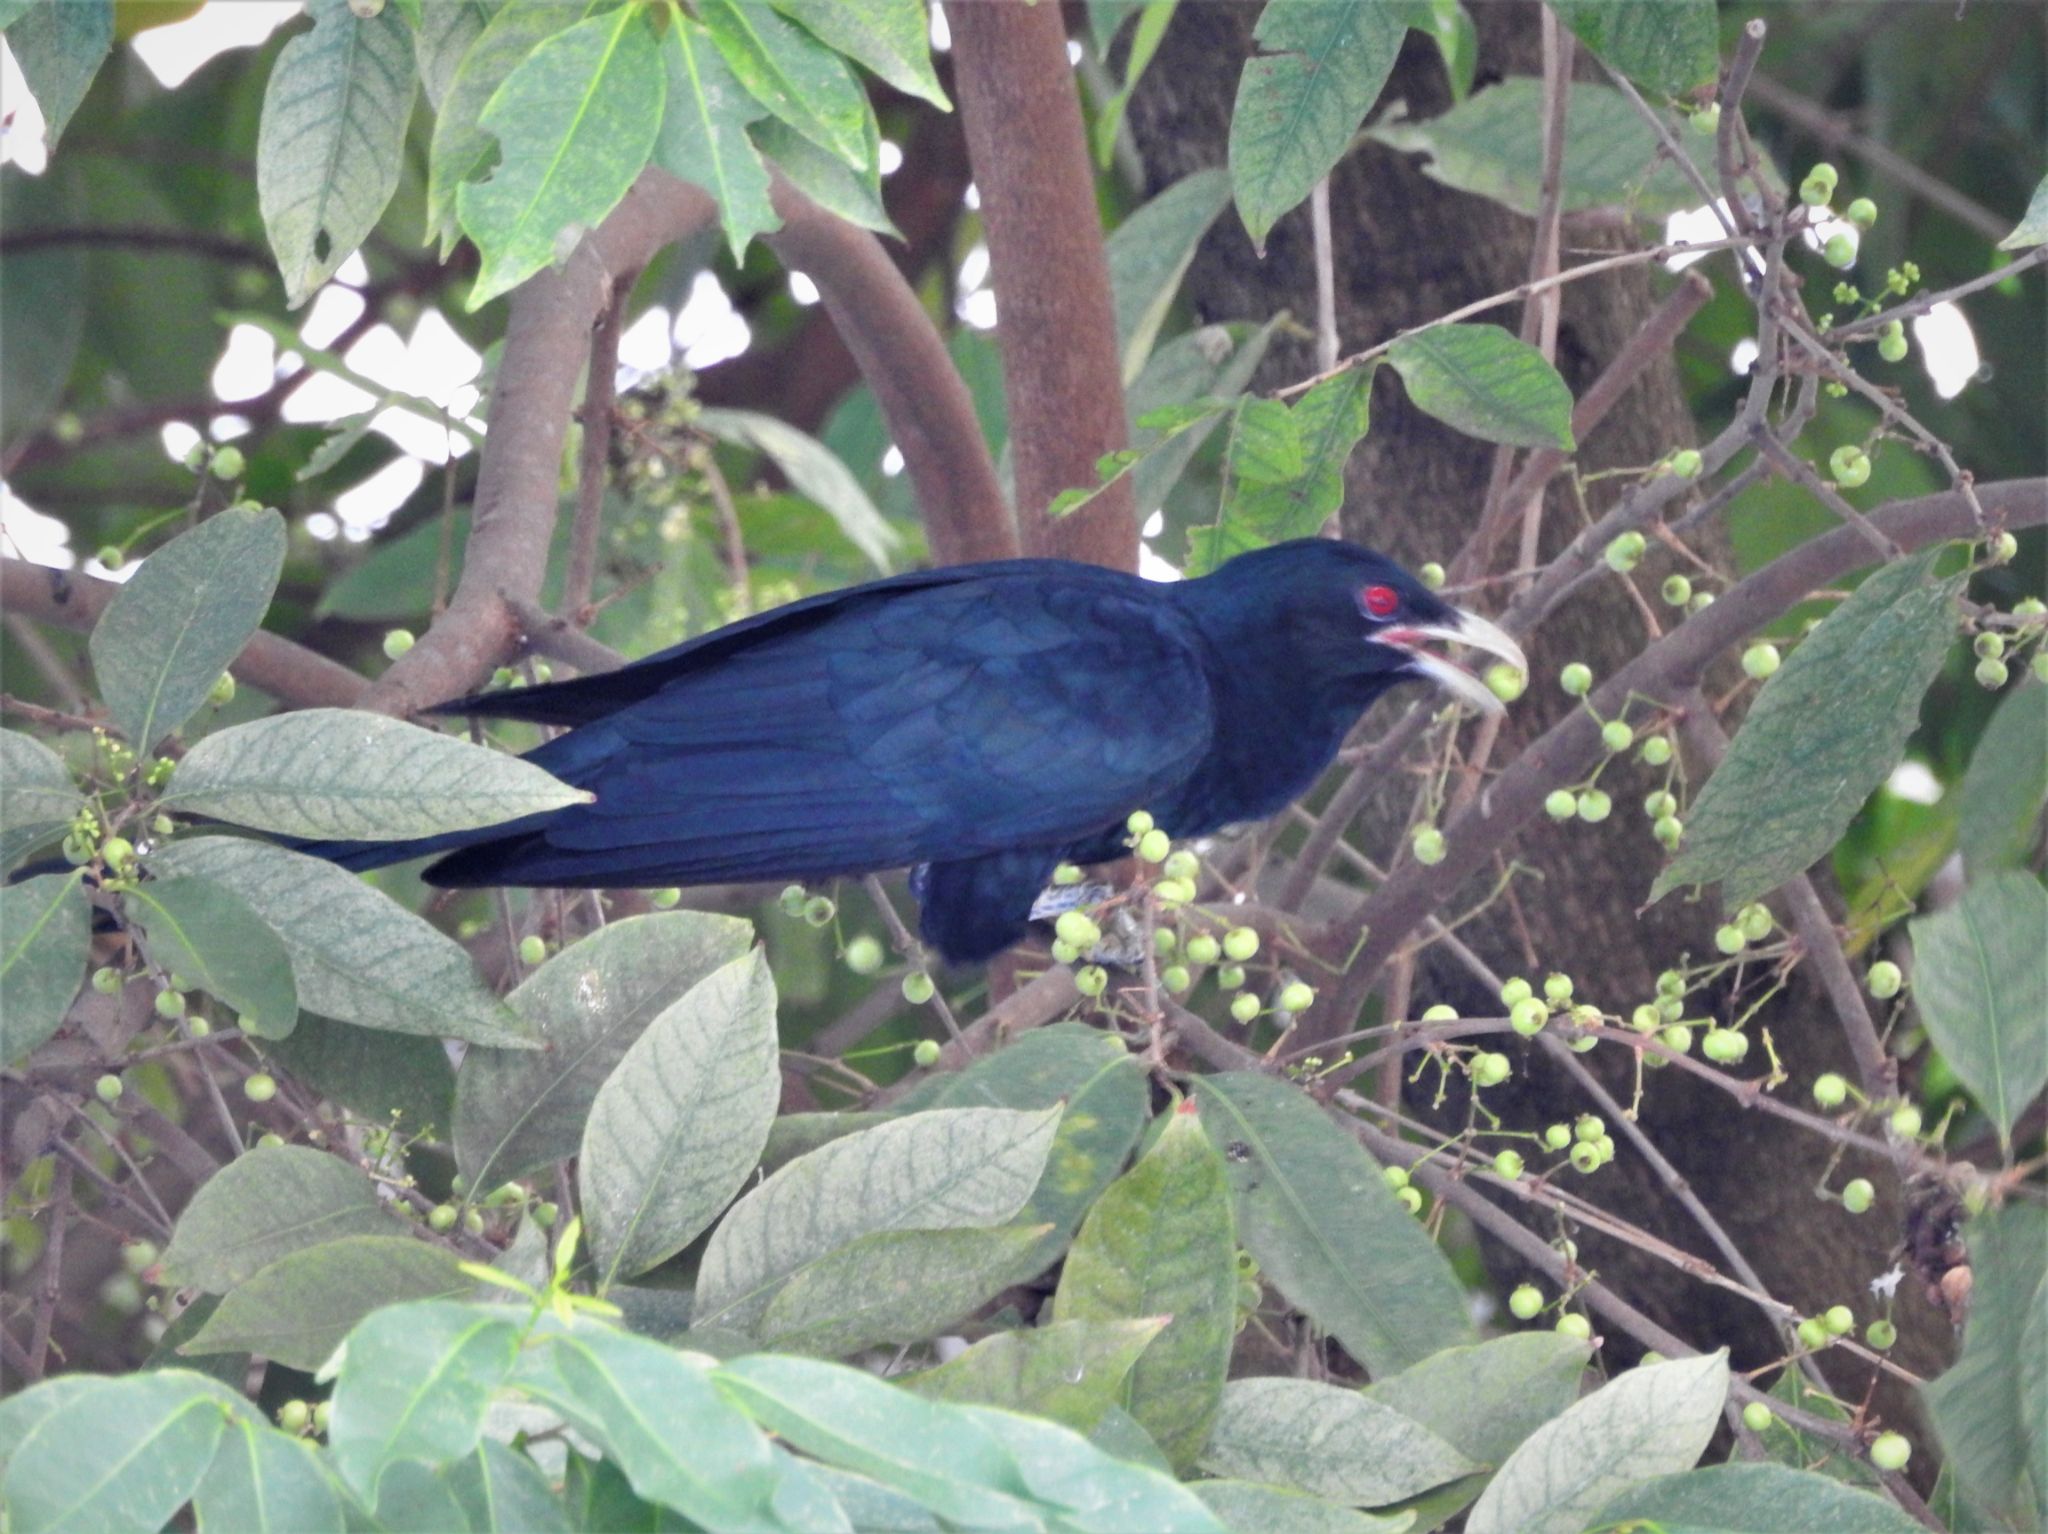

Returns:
1362,584,1400,618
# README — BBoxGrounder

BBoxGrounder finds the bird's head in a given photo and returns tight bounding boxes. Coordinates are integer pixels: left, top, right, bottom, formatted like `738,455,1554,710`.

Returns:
1193,540,1528,715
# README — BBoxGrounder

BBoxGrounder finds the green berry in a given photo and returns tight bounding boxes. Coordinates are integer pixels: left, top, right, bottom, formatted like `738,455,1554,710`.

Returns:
1653,815,1684,849
1569,1140,1601,1174
1559,662,1594,696
278,1400,311,1433
1715,924,1747,955
1798,174,1833,209
1643,790,1678,819
1738,903,1773,942
1382,1165,1409,1191
902,972,936,1005
1511,997,1548,1036
1975,632,2007,661
1631,1004,1662,1032
1667,449,1703,479
1485,664,1526,703
1411,826,1446,865
121,1239,159,1275
1125,809,1154,836
95,1073,123,1104
1812,1073,1849,1108
1051,862,1083,887
96,545,125,570
1542,1123,1571,1151
101,836,135,872
1824,1304,1855,1336
533,1201,558,1229
1050,938,1080,966
1976,656,2010,689
1278,981,1315,1013
803,895,835,928
1230,992,1262,1024
1829,444,1871,488
382,629,415,660
1555,1312,1592,1340
1162,851,1200,886
518,934,547,966
1073,964,1109,998
1640,735,1673,766
1702,1028,1749,1063
1841,1178,1875,1214
844,934,884,975
1154,927,1177,955
1692,103,1719,132
154,989,186,1019
1222,927,1259,963
1136,828,1171,863
1576,789,1612,823
1395,1186,1424,1216
1823,232,1857,269
1742,643,1781,680
92,966,122,995
1500,977,1534,1008
1601,720,1634,754
1160,965,1192,994
1742,1401,1773,1433
1865,1318,1897,1349
463,1207,484,1236
257,1132,284,1149
1493,1149,1524,1179
779,885,807,916
1660,1024,1692,1053
1986,530,2019,563
1571,1115,1603,1144
1421,1003,1458,1021
1845,197,1877,229
1796,1317,1830,1349
1661,574,1693,606
428,1204,458,1232
1545,788,1578,820
187,1017,211,1037
1472,1052,1511,1087
1604,531,1646,572
1869,1432,1910,1472
208,672,237,706
1185,934,1221,966
1419,561,1445,590
208,445,246,480
1155,877,1196,906
1054,910,1101,950
1543,973,1573,1004
1218,964,1246,990
1508,1284,1543,1320
243,1072,277,1103
1877,329,1909,363
912,1038,942,1067
1866,960,1902,999
1889,1103,1922,1139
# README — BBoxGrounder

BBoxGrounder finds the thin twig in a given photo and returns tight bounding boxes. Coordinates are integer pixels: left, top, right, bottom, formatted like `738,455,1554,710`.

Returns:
562,272,634,620
1309,178,1338,376
864,876,963,1045
1830,244,2048,343
25,1157,73,1381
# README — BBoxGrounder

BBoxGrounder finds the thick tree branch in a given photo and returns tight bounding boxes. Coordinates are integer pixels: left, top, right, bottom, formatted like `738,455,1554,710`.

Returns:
762,177,1015,566
950,1,1135,570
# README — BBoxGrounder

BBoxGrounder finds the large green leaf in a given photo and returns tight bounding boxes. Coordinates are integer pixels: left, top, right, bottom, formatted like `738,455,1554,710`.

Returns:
369,1440,571,1533
459,4,665,309
1200,1072,1476,1375
327,1301,522,1507
0,731,83,856
656,12,781,261
0,870,88,1065
1134,318,1283,530
265,1012,456,1135
959,1403,1229,1534
696,0,873,172
1386,324,1575,451
581,949,781,1285
1653,550,1963,906
88,506,287,752
1107,168,1235,382
1909,872,2048,1146
1052,1104,1237,1472
414,0,494,108
147,838,533,1048
1363,1332,1589,1470
693,1104,1063,1334
1548,0,1718,97
1366,78,1726,220
5,0,110,148
0,165,84,452
1957,681,2048,876
1198,1376,1477,1506
1196,1480,1412,1534
1997,173,2048,250
905,1317,1169,1434
182,1235,472,1372
456,910,756,1187
161,1143,401,1293
256,0,418,306
426,0,592,256
1466,1352,1728,1534
1590,1462,1927,1534
1229,0,1406,250
125,876,299,1039
759,1224,1052,1357
1925,1206,2048,1530
194,1414,348,1534
767,0,948,109
752,115,892,236
0,1370,232,1534
695,408,900,573
164,708,590,840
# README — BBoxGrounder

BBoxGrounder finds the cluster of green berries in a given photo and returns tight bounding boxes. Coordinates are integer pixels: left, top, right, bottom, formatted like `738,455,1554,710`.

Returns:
1876,319,1909,364
1381,1164,1425,1218
275,1399,331,1436
1714,901,1775,956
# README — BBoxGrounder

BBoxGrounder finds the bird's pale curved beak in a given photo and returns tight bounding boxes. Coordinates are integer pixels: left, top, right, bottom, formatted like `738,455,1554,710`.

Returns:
1381,610,1529,715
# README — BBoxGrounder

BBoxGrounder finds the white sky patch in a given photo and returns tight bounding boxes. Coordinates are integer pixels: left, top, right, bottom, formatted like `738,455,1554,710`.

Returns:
958,287,997,329
1887,760,1943,805
334,250,369,287
306,511,339,541
334,455,423,536
1730,338,1759,376
1662,203,1734,270
162,421,204,465
213,323,278,403
0,484,72,569
878,139,904,176
789,271,820,306
881,445,905,477
673,270,751,369
930,3,951,52
131,1,299,88
1065,38,1083,66
209,413,251,442
964,182,981,211
1139,544,1183,583
958,242,990,292
618,304,677,376
0,43,49,173
1913,300,1980,400
298,281,367,349
956,242,996,329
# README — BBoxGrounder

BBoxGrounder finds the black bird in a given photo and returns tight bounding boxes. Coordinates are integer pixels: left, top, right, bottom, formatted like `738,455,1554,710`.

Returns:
306,540,1524,962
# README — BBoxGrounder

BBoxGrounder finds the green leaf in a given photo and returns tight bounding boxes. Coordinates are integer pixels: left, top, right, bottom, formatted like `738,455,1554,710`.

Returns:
257,0,418,307
457,910,755,1186
1589,1462,1927,1534
656,13,782,261
767,0,948,109
0,167,85,454
427,0,590,257
697,0,873,172
164,708,590,840
1052,1104,1237,1471
0,1369,232,1534
1958,681,2048,877
1366,78,1728,220
752,115,893,236
6,0,110,148
1195,365,1378,573
0,730,84,853
148,838,534,1048
1194,1480,1415,1534
912,1022,1151,1263
957,1403,1229,1533
1925,1206,2048,1530
266,1012,456,1135
790,1459,940,1534
1200,1072,1476,1376
0,870,88,1065
161,1143,401,1293
1229,0,1406,250
1133,318,1283,533
328,1301,522,1505
1091,0,1177,170
1107,169,1233,383
581,949,782,1285
1548,0,1718,97
2023,1272,2048,1533
696,408,900,572
1909,872,2048,1146
1198,1376,1477,1506
1652,551,1964,906
516,1324,777,1527
1998,173,2048,250
760,1223,1053,1357
0,1377,99,1482
459,4,665,309
1387,324,1575,450
1362,1331,1589,1470
1408,0,1476,102
194,1415,348,1534
368,1439,570,1533
414,0,494,108
126,876,299,1039
693,1104,1063,1334
182,1234,472,1372
88,506,287,752
905,1317,1169,1434
1466,1351,1728,1534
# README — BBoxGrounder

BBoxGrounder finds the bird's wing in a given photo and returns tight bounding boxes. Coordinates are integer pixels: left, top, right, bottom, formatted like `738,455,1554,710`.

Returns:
425,574,1216,888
